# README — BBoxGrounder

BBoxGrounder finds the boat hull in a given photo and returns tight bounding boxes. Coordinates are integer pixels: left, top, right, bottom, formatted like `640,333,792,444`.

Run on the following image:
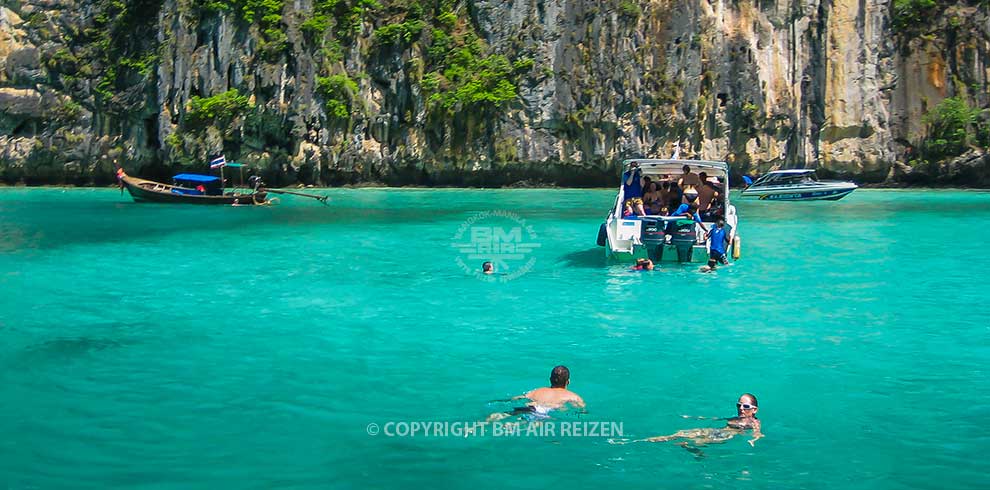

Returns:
122,176,267,205
740,185,856,201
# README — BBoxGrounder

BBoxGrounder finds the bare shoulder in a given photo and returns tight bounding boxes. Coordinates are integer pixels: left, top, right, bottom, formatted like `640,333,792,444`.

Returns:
567,390,586,407
527,387,549,397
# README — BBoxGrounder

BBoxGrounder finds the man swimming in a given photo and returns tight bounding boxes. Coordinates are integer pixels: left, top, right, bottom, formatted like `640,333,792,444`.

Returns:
611,393,763,447
482,261,494,274
488,365,586,421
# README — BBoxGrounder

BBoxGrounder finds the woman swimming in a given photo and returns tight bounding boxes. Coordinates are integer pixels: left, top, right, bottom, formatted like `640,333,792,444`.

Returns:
612,393,764,447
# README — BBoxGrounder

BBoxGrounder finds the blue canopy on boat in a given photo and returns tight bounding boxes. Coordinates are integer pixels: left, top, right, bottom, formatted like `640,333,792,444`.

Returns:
173,173,220,183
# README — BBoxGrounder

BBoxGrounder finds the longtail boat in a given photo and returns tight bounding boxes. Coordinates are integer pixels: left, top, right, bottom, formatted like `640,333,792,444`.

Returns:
117,169,269,205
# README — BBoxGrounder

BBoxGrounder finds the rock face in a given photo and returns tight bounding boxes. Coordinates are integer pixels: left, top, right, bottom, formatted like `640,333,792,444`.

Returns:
0,0,988,186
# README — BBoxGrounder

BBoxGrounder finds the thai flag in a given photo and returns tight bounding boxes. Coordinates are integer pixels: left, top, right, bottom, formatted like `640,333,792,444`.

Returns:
209,155,226,168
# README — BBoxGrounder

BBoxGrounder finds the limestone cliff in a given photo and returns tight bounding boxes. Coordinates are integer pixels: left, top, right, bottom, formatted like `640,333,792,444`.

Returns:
0,0,988,186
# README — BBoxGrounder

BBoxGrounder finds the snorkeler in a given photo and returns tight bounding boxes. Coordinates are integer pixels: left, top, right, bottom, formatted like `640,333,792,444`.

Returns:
611,393,763,447
487,365,586,421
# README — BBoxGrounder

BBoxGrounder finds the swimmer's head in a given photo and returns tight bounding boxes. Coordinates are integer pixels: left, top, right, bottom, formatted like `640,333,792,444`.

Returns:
707,259,717,268
550,365,570,388
737,393,758,416
482,261,493,274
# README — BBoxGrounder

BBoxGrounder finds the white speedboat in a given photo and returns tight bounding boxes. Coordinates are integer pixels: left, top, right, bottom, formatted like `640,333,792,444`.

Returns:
740,169,857,201
596,159,740,263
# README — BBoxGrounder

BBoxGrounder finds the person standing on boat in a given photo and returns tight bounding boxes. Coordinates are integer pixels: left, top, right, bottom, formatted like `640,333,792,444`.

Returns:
696,172,720,220
679,165,702,202
623,161,644,200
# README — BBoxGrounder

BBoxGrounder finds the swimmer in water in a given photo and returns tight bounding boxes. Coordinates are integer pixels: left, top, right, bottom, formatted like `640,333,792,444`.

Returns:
611,393,763,448
487,365,586,422
482,261,494,274
631,258,654,271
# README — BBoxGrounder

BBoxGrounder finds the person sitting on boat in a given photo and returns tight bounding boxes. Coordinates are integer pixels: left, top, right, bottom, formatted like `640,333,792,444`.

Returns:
647,200,667,216
705,218,731,269
487,365,586,422
623,198,646,217
622,161,644,200
610,393,763,449
666,181,683,210
658,181,672,208
631,258,654,271
643,182,660,209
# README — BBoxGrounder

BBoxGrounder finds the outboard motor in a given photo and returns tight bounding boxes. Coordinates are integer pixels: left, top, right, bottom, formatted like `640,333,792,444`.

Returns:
640,218,666,261
667,219,697,263
248,175,265,191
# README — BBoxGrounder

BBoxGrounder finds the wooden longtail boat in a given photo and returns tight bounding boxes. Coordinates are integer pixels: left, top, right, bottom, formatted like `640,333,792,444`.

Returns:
117,170,268,205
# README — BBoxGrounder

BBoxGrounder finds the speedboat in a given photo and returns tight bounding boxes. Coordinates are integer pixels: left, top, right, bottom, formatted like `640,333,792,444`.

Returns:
596,159,740,263
739,169,857,201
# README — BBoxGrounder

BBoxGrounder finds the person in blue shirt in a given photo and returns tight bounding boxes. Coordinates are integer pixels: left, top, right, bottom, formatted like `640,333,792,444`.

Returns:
705,218,731,269
668,203,706,228
622,161,644,200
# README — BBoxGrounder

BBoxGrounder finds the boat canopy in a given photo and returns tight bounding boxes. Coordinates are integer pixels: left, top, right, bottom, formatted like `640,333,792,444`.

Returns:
173,173,223,196
173,173,220,183
622,159,729,179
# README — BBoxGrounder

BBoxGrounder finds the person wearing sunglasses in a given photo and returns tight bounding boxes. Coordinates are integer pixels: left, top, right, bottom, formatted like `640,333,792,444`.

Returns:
611,393,763,447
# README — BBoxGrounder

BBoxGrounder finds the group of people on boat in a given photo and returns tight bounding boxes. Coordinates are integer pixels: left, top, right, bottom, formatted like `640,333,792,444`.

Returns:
621,163,725,221
489,366,763,452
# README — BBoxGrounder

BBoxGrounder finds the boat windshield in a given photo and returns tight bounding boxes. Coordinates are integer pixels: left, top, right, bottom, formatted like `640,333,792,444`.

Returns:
753,171,817,186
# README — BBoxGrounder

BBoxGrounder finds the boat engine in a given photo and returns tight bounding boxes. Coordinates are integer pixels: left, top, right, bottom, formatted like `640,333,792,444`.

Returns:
640,218,666,261
667,219,697,262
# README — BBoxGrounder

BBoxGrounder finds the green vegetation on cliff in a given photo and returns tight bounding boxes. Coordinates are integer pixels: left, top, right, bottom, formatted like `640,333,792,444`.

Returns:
892,0,938,29
185,90,253,129
917,97,988,159
316,75,359,119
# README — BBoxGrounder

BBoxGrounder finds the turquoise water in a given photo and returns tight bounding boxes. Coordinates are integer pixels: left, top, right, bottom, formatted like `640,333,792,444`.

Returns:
1,188,988,489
